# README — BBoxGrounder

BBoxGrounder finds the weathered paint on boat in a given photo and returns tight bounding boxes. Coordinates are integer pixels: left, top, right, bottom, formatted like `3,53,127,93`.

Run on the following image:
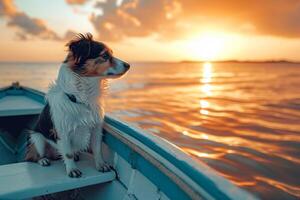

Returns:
0,83,258,200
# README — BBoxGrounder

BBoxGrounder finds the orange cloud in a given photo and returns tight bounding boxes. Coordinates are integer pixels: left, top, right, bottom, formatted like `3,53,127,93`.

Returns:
90,0,182,41
2,0,300,42
180,0,300,38
0,0,16,16
89,0,300,41
7,12,61,40
0,0,61,40
65,0,89,5
0,0,78,41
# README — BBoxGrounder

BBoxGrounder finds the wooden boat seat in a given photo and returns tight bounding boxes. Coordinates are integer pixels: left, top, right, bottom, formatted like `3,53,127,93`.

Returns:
0,95,44,117
0,153,116,200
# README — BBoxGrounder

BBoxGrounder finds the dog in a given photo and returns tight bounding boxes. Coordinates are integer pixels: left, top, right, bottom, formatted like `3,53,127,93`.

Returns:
25,33,130,178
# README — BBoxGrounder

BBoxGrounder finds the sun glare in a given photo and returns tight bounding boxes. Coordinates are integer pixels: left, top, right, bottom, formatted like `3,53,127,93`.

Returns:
186,32,226,61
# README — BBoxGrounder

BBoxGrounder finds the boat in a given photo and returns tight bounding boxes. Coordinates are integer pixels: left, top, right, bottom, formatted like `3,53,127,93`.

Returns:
0,82,258,200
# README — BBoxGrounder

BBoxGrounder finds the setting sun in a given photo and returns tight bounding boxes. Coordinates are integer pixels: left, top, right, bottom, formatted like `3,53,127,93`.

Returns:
186,32,227,61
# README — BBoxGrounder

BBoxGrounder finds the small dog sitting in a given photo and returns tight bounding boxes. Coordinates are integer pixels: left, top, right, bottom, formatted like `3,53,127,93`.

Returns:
26,33,130,178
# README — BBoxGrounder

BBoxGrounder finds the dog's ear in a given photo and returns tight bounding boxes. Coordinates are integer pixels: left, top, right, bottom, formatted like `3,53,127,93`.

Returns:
67,33,93,65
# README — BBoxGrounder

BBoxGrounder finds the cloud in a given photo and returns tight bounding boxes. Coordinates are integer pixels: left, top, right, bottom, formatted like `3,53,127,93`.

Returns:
90,0,182,41
89,0,300,41
0,0,76,41
65,0,89,5
2,0,300,42
63,30,78,40
0,0,17,16
6,12,61,40
179,0,300,38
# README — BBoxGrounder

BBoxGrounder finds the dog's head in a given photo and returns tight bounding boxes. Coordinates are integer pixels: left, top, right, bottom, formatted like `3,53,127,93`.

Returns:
64,33,130,78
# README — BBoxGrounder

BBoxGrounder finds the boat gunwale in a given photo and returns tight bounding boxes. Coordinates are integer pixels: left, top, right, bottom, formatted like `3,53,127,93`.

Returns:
104,122,209,200
104,116,259,200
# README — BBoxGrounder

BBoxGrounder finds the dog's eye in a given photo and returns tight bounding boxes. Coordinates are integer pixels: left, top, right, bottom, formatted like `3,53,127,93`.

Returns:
101,52,111,61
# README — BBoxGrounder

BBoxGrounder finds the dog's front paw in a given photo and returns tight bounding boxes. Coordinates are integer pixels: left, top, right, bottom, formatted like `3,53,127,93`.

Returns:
68,168,82,178
96,162,111,172
38,158,51,166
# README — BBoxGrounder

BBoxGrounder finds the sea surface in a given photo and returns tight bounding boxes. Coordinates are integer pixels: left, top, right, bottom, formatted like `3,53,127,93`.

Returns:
0,62,299,199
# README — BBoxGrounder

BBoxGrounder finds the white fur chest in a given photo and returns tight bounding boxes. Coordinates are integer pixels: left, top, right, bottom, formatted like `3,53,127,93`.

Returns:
46,64,105,152
69,125,92,152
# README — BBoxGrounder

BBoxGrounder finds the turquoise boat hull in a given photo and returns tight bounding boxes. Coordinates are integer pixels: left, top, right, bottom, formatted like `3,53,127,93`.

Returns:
0,83,258,200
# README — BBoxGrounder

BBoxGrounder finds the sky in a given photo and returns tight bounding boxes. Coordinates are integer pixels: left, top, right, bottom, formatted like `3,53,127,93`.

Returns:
0,0,300,62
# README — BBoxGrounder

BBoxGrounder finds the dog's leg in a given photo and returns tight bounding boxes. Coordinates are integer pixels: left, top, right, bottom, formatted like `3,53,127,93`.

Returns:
29,132,51,166
57,136,82,178
91,124,110,172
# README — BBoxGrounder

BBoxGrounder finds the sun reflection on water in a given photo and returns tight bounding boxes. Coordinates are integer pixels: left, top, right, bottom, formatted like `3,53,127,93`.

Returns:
200,62,213,114
201,84,212,96
202,62,212,83
182,130,210,140
200,109,209,115
200,99,210,108
182,148,225,159
182,130,243,146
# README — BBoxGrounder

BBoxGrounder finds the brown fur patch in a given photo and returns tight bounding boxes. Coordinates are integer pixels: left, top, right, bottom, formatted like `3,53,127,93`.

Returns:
45,143,60,160
65,48,114,77
81,58,112,76
25,143,40,162
25,140,60,162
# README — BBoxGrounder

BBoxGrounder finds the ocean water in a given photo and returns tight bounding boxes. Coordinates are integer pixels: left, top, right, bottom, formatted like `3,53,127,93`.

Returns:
0,62,299,199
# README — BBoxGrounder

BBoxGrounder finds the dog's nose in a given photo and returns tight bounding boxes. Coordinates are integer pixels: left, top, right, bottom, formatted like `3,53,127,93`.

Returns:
124,62,130,70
